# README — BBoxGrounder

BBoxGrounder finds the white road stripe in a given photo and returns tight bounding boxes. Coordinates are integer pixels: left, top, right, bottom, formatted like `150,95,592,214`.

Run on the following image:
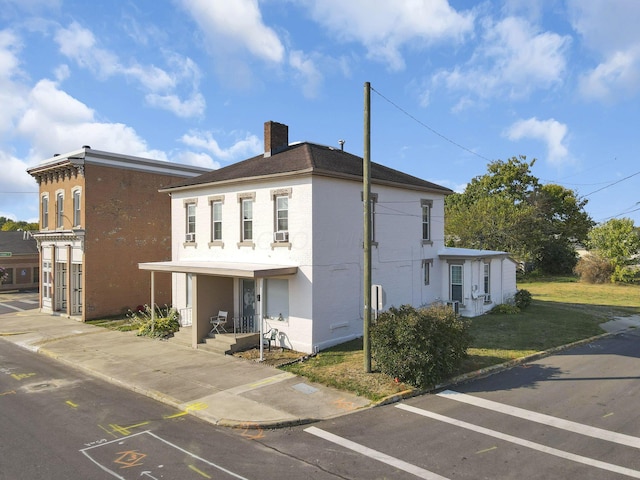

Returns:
304,426,450,480
0,303,24,312
397,403,640,479
438,390,640,449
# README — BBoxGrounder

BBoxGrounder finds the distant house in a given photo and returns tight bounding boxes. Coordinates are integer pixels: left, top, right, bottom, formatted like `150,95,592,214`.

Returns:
27,148,209,320
0,231,39,292
140,121,518,354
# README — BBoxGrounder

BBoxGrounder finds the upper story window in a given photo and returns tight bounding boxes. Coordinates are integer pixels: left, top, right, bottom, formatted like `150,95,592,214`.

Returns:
72,189,81,227
242,198,253,241
421,199,432,243
271,188,292,244
41,195,49,229
211,200,222,241
56,192,64,229
237,192,256,246
184,199,197,243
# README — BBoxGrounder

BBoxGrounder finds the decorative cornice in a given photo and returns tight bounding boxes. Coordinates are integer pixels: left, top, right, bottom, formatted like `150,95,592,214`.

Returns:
32,229,86,249
29,162,84,185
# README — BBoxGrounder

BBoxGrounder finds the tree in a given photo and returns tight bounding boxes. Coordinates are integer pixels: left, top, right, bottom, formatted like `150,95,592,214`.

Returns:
0,219,39,231
445,156,593,274
586,218,640,282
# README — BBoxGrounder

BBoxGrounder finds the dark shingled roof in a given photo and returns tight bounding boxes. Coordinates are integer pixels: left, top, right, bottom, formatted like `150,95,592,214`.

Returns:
164,142,452,194
0,231,38,255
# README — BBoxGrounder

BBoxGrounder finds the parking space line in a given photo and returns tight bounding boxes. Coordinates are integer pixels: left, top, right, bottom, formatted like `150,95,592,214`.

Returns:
0,303,24,312
304,426,450,480
397,404,640,479
438,390,640,449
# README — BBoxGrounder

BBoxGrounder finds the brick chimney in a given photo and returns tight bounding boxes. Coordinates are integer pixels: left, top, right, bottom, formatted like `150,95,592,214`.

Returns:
264,121,289,157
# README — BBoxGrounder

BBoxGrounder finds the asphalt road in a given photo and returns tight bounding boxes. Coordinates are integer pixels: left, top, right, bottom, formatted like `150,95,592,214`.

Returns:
260,329,640,479
0,339,340,480
0,290,39,315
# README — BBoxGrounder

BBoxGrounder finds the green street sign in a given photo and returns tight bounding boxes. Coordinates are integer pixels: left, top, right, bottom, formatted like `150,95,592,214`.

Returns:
0,252,11,257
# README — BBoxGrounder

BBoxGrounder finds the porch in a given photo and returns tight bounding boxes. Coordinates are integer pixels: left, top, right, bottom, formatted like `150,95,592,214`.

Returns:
169,325,260,355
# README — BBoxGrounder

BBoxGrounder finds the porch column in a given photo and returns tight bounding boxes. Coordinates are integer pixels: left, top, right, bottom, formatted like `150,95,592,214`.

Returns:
258,277,265,361
150,271,155,331
191,274,200,349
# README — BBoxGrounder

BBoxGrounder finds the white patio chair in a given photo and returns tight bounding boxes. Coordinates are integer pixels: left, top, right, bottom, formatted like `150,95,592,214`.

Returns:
209,311,228,336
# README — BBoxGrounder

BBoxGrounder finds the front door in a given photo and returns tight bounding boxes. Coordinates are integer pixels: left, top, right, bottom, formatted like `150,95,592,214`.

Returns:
241,279,255,331
55,262,67,312
71,263,82,315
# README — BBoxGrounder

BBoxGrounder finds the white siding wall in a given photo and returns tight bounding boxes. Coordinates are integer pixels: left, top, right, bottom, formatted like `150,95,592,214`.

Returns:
310,176,447,350
170,176,315,352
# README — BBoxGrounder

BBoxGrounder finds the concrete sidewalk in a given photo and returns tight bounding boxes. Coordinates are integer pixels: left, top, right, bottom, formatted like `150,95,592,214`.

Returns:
0,310,371,428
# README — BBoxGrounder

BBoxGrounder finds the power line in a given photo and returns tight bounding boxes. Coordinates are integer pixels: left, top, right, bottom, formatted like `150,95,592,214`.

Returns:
370,86,493,163
583,170,640,197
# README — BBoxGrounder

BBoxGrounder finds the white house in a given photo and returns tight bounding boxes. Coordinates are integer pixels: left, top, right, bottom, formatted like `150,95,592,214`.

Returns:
140,121,517,354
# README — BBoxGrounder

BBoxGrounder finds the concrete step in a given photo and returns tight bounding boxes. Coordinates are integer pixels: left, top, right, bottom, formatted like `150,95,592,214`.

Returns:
201,333,260,355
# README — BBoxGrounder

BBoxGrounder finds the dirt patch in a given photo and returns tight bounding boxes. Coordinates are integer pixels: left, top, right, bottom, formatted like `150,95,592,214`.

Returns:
233,347,307,367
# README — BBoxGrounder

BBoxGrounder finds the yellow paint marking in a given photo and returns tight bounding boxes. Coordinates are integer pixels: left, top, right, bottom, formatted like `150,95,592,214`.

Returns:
333,398,357,410
11,372,36,380
163,402,208,419
0,390,16,396
66,400,78,408
603,412,614,418
476,446,498,455
98,424,120,439
188,464,212,478
105,421,150,436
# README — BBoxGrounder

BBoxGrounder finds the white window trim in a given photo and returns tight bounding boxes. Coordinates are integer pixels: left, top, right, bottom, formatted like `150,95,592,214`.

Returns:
208,195,224,247
237,192,256,247
41,194,49,230
55,190,64,230
72,187,82,228
421,199,433,245
271,188,292,249
422,258,433,286
183,198,198,245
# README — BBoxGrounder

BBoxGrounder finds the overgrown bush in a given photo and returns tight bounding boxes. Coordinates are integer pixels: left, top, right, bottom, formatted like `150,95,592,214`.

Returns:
127,304,180,338
574,253,614,284
611,265,640,284
370,304,472,389
514,289,532,309
489,303,520,314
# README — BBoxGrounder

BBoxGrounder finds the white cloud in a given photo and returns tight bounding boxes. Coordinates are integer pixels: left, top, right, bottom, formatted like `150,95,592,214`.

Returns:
289,50,323,98
17,79,161,160
431,16,570,104
298,0,474,71
0,29,29,133
54,22,204,117
569,0,640,103
177,0,284,64
505,117,571,166
180,130,261,163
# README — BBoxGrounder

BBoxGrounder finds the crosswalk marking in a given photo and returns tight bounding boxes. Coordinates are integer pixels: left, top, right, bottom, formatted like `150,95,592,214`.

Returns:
397,403,640,479
304,426,450,480
438,390,640,449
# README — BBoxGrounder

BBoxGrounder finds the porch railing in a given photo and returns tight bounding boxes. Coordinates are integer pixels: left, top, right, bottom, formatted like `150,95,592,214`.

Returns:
232,315,259,335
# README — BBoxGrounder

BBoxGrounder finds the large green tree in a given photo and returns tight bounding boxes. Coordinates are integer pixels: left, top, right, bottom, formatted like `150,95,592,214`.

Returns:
0,217,38,231
587,218,640,268
445,156,593,273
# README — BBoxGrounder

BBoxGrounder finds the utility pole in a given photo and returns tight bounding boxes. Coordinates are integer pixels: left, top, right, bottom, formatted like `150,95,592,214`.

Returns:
363,81,372,373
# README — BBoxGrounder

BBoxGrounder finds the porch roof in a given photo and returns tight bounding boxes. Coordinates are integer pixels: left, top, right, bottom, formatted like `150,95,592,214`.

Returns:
138,260,298,278
437,247,511,259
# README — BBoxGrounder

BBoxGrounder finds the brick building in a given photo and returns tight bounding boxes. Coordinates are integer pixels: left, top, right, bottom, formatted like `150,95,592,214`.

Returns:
27,147,208,320
0,231,39,292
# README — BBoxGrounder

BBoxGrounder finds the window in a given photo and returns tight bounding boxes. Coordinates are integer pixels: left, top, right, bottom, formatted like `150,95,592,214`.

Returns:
421,199,432,242
450,264,463,303
42,196,49,229
42,261,52,299
185,202,196,242
56,192,64,228
73,190,81,227
422,259,433,285
483,262,491,301
275,195,288,232
211,201,222,241
242,198,253,241
1,267,13,285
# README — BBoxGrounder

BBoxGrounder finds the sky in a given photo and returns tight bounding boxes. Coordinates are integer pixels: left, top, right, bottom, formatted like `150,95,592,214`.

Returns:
1,0,639,227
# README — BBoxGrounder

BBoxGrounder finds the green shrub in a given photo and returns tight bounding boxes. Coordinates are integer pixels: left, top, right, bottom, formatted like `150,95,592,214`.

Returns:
574,253,614,284
612,265,640,284
370,304,472,389
489,303,520,314
514,289,532,309
127,304,180,338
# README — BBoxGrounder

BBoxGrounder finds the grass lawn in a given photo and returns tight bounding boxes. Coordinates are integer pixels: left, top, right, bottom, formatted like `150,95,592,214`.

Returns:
282,277,640,401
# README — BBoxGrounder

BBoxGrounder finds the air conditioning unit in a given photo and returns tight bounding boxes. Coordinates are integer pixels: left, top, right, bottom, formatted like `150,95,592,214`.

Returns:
274,231,289,242
446,301,460,314
185,232,195,242
484,294,492,303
